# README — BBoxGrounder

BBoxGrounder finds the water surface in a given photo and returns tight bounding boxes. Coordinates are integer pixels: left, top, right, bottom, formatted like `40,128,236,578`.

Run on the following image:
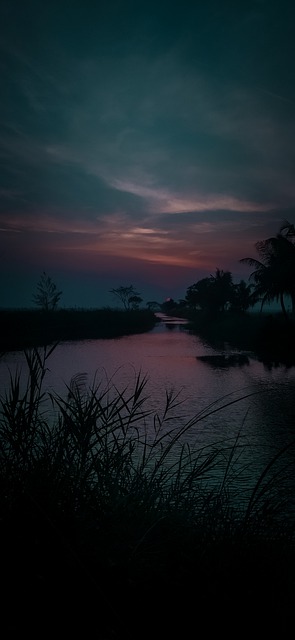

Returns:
1,313,295,510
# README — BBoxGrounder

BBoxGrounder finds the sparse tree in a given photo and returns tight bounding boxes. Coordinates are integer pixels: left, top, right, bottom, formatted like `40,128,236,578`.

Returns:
128,295,143,310
32,271,62,311
109,285,142,310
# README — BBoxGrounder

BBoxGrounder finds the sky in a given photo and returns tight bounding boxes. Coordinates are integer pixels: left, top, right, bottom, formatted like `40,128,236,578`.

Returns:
1,0,295,308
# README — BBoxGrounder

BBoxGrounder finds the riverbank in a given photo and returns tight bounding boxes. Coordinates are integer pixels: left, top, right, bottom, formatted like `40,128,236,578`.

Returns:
2,306,295,368
173,309,295,367
0,307,158,352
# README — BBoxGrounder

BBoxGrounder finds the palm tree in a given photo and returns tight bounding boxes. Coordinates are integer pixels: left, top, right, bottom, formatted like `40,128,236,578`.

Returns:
230,280,255,312
280,219,295,238
186,269,234,313
209,268,233,312
278,221,295,313
240,229,295,321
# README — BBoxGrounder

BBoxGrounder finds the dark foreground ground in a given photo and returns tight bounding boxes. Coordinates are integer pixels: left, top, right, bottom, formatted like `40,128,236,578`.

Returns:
2,516,294,638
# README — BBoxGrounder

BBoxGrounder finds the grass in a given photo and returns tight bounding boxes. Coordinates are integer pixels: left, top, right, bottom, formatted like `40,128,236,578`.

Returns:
0,346,295,636
0,307,158,351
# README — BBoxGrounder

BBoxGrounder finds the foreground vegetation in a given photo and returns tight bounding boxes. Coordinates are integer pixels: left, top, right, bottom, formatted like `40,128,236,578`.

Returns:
0,307,158,352
1,347,295,635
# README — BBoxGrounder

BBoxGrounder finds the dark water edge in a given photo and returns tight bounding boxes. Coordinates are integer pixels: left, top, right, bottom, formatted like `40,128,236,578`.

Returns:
0,307,158,352
182,310,295,368
2,307,295,369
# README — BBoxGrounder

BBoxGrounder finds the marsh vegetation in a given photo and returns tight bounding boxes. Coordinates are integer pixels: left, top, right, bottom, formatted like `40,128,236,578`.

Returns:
1,346,294,636
0,307,157,352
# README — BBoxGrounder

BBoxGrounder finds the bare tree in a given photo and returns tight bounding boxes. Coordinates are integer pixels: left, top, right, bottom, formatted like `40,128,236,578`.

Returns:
109,285,142,310
128,295,143,310
32,271,62,311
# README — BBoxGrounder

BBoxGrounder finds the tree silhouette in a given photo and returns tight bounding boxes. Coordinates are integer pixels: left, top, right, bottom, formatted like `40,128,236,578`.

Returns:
32,272,62,311
128,295,143,310
185,278,214,311
240,227,295,321
210,268,233,312
110,285,142,310
280,219,295,238
230,280,254,312
185,269,234,313
161,298,176,313
146,301,161,311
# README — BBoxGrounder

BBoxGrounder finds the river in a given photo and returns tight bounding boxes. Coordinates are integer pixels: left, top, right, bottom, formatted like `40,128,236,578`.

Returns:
1,313,295,514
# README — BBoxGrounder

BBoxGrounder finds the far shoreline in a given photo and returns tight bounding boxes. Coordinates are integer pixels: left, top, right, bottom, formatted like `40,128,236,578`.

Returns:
0,307,159,353
1,306,295,368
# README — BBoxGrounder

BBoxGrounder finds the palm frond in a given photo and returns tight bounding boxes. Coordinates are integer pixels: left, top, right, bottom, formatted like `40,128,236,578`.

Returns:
279,219,295,237
240,257,264,269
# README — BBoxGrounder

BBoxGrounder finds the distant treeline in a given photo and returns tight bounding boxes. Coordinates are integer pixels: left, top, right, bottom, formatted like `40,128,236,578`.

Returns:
165,220,295,322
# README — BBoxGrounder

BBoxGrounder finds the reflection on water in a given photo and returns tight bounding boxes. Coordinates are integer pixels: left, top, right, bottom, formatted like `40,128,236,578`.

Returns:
1,314,295,513
197,353,250,368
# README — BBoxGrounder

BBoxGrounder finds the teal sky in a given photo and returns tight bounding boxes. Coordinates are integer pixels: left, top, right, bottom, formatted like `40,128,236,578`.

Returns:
1,0,295,307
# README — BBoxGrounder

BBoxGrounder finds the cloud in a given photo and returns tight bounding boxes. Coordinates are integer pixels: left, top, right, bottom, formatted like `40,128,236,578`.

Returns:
2,34,295,224
109,177,275,214
1,1,295,307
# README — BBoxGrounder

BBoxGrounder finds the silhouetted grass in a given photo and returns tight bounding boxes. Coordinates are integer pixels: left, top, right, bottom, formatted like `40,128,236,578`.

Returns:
0,307,158,352
0,346,295,636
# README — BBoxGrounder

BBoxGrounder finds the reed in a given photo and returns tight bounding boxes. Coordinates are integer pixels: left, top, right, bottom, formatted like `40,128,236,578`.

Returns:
0,346,294,636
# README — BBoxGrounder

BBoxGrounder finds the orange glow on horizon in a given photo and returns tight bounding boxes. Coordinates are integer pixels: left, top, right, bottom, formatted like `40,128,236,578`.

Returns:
0,209,259,277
